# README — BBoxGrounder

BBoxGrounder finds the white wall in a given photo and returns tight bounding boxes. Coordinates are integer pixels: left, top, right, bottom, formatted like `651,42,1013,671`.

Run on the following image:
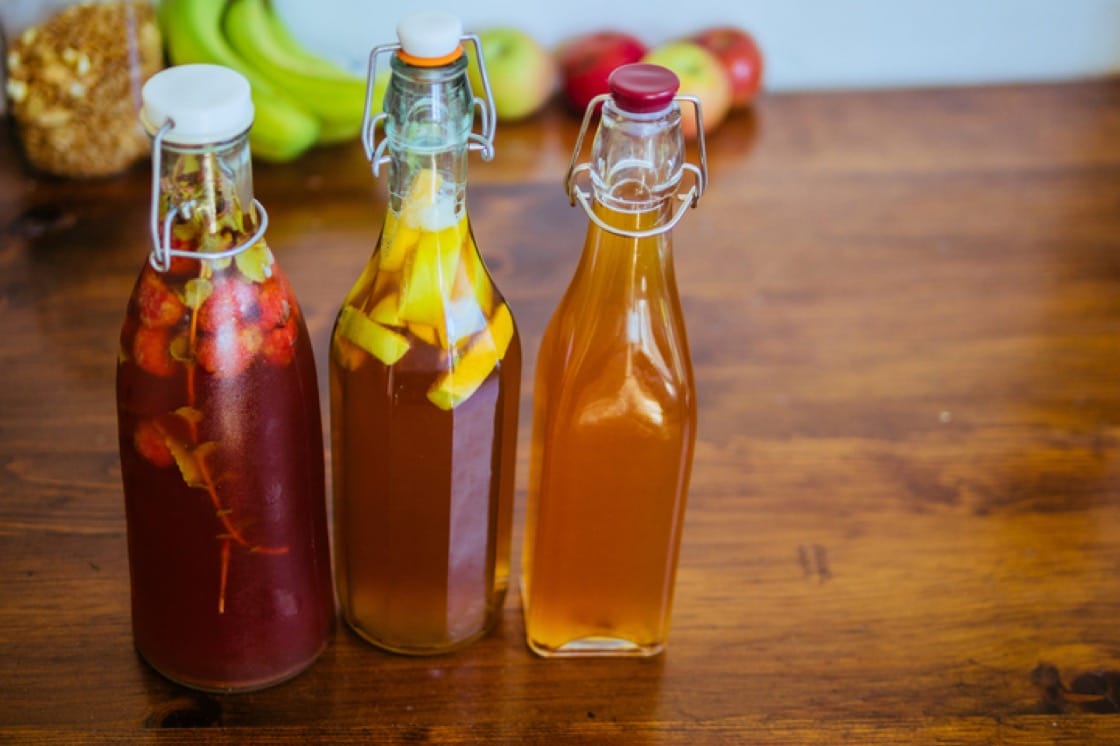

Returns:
275,0,1120,91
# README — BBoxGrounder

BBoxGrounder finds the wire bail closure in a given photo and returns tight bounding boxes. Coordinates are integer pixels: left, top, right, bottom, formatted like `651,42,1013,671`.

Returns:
361,35,496,178
147,121,269,272
564,93,709,239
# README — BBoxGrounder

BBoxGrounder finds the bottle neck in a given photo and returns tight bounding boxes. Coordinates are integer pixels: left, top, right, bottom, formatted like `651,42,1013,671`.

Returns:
157,131,256,241
590,98,684,213
561,88,689,322
576,98,683,280
591,200,673,238
384,55,473,218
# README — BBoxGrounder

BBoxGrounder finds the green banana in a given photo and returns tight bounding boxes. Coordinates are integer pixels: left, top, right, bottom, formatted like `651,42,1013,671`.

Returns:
159,0,320,162
261,1,356,81
222,0,367,144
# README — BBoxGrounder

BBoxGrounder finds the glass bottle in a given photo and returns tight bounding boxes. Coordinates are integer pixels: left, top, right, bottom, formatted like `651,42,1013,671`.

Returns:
330,13,520,655
521,63,708,657
1,0,163,177
116,64,335,692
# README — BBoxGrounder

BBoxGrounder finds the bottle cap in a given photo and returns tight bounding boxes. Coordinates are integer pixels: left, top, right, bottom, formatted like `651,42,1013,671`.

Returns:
140,64,254,145
608,63,680,114
396,12,464,66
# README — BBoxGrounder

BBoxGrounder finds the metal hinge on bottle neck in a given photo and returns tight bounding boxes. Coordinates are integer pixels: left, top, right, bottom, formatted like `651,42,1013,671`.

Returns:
361,36,496,178
565,93,708,239
147,121,269,272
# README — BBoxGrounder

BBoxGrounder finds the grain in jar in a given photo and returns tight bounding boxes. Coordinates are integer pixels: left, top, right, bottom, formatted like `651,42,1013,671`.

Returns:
3,1,163,178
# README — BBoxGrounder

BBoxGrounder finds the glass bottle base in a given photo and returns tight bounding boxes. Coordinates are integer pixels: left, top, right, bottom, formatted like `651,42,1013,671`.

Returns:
342,604,503,656
526,634,665,658
345,620,488,656
136,636,329,694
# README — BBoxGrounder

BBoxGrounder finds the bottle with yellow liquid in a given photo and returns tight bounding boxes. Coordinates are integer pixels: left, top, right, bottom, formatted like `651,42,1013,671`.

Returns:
522,63,708,657
329,13,519,655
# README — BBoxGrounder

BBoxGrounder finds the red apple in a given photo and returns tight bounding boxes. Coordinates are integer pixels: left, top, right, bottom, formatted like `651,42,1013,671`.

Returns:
642,41,731,139
556,31,648,113
691,26,764,108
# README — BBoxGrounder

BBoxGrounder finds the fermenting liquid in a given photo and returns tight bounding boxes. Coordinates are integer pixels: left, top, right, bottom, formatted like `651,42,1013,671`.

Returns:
117,251,335,691
331,170,519,654
522,204,695,656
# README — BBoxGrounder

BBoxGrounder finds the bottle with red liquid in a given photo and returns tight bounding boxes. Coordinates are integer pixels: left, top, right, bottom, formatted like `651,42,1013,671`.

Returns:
116,64,335,691
330,13,520,654
521,64,708,657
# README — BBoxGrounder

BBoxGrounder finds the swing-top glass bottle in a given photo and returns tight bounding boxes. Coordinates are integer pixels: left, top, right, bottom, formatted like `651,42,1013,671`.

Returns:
522,63,708,657
116,64,335,691
330,13,521,655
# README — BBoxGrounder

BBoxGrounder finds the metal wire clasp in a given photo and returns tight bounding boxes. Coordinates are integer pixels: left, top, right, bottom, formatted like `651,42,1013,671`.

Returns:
361,35,497,178
147,121,268,272
564,93,709,239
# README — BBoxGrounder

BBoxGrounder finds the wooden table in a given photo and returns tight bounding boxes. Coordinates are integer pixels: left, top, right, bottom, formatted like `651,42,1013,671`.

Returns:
2,80,1119,743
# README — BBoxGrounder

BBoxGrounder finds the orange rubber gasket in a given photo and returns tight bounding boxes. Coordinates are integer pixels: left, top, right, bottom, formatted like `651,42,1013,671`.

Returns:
396,45,464,67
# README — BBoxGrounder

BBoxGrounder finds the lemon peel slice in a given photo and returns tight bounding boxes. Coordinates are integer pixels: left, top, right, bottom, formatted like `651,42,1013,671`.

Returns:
397,217,464,337
379,211,418,272
369,293,403,328
336,304,409,366
399,168,456,231
347,253,380,310
452,236,493,315
427,302,513,410
332,335,366,371
408,322,441,346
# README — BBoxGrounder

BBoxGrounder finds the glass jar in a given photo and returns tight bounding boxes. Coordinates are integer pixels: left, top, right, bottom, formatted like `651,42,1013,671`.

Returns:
1,0,163,177
116,64,335,692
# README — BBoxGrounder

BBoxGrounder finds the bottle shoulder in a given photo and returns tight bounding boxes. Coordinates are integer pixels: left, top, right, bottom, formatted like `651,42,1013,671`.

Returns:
331,205,518,406
537,258,694,433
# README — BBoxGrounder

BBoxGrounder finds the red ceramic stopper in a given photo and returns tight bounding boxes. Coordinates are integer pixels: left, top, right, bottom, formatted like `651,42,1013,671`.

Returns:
608,63,680,113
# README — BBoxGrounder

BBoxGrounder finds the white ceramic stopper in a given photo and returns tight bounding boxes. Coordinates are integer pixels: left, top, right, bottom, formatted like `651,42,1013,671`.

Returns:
396,12,463,59
140,64,254,145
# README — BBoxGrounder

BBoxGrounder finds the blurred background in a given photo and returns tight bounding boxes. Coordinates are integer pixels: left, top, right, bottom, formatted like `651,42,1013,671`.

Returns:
1,0,1118,170
271,0,1120,90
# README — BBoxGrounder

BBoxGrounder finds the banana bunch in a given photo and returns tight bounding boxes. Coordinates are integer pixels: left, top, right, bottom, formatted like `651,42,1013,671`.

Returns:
160,0,367,162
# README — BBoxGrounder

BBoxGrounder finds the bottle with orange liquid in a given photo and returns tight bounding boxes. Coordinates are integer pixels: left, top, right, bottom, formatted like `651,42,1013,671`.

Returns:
116,64,335,691
521,63,708,657
330,13,520,654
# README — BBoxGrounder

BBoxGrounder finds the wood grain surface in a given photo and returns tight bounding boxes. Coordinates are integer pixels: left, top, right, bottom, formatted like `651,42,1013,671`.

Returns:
2,80,1120,743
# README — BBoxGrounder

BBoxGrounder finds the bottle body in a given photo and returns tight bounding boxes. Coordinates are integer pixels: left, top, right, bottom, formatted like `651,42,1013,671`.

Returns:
331,49,519,654
330,219,520,653
522,202,695,656
116,132,334,691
